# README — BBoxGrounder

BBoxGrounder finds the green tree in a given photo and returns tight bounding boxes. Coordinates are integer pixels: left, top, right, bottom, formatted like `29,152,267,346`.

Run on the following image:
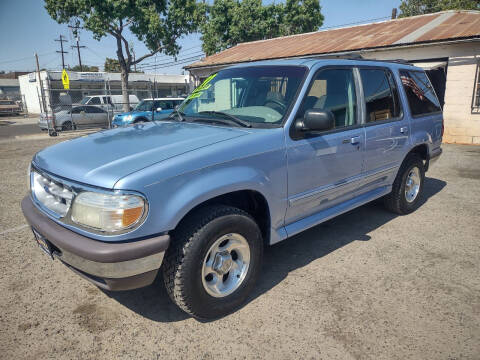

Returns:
399,0,479,17
200,0,324,56
104,57,121,72
45,0,202,111
68,64,99,72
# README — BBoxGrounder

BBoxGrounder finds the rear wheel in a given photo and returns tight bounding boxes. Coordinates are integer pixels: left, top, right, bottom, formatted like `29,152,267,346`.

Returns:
61,121,73,131
384,154,425,214
162,205,263,319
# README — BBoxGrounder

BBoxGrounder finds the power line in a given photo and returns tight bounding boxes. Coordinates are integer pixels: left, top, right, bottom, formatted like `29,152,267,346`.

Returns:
55,35,68,69
0,51,56,65
318,16,391,31
138,54,204,71
138,53,204,70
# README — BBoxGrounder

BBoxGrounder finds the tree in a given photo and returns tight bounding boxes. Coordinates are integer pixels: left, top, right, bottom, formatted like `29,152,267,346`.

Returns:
399,0,480,17
68,64,99,72
45,0,202,111
200,0,324,56
104,57,144,73
104,57,121,72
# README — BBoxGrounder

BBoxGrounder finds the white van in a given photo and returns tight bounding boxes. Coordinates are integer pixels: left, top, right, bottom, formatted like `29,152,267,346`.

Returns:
79,95,139,111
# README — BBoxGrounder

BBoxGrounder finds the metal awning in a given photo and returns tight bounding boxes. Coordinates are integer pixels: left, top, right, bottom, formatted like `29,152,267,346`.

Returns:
411,61,448,70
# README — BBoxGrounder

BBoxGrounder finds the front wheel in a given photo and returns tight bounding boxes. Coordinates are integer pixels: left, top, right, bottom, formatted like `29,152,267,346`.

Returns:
384,154,425,214
162,205,263,319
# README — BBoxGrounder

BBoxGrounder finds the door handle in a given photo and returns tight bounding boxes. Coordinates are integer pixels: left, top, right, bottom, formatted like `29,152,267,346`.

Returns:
350,136,361,145
400,127,409,134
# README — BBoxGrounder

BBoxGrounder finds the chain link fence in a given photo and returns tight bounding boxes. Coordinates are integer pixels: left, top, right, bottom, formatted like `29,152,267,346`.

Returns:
39,78,187,136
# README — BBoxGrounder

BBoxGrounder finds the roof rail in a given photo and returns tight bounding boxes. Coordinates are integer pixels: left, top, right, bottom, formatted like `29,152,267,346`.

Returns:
307,55,412,65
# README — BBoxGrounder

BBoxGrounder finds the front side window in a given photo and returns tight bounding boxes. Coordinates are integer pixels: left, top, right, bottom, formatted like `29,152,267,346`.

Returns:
135,100,154,111
88,97,101,105
297,68,357,129
400,70,441,116
360,69,401,123
179,66,307,126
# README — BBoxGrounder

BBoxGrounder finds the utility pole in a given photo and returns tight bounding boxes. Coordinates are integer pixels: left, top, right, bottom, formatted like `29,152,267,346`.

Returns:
69,24,85,71
55,35,68,69
130,43,137,72
391,8,398,19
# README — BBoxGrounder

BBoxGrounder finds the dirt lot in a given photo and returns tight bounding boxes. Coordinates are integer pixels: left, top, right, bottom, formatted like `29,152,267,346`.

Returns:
0,135,479,360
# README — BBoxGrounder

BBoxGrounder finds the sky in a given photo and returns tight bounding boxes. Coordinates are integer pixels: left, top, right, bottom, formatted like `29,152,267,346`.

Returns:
0,0,402,74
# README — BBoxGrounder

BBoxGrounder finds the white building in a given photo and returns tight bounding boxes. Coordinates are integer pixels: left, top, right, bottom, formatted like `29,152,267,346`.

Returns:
186,11,480,144
19,70,191,114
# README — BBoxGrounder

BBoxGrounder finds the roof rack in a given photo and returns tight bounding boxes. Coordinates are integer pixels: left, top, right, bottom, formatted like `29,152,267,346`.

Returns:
307,54,412,65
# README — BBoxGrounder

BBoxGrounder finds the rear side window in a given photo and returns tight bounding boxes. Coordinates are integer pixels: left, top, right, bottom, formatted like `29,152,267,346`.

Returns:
360,69,401,122
400,70,441,116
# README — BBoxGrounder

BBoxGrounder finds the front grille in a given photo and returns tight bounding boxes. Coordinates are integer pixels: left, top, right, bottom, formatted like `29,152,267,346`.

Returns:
31,168,73,217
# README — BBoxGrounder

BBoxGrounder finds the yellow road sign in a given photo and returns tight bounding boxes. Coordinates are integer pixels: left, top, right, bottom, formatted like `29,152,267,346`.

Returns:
62,69,70,90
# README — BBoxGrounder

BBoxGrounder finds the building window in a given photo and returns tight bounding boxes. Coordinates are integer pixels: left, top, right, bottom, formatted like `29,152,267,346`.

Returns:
472,62,480,113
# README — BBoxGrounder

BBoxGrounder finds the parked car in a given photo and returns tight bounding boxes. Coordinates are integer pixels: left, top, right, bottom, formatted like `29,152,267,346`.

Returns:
22,58,443,319
79,94,140,112
112,97,185,127
0,99,21,115
38,105,111,131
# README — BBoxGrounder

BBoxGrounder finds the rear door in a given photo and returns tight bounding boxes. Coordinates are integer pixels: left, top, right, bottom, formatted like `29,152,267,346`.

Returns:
285,67,365,228
71,106,88,126
359,67,409,192
85,106,108,126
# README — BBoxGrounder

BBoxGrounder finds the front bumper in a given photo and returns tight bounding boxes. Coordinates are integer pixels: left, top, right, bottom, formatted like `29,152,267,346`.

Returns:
21,196,170,291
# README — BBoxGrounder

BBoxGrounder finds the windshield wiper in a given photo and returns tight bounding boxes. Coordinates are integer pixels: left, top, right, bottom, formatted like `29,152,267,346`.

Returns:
169,109,186,122
198,111,251,128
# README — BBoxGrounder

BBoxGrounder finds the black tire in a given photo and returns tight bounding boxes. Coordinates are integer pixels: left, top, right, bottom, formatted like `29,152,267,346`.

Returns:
133,117,149,124
62,121,73,131
384,154,425,215
162,205,263,319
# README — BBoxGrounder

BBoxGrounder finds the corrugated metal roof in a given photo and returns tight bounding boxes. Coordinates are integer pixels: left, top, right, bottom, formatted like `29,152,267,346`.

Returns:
186,10,480,69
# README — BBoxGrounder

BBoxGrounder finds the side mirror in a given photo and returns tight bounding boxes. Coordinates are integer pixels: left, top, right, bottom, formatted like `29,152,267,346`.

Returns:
296,109,335,133
156,107,162,112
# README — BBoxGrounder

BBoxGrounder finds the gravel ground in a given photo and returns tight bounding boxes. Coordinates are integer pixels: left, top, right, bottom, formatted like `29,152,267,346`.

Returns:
0,137,479,360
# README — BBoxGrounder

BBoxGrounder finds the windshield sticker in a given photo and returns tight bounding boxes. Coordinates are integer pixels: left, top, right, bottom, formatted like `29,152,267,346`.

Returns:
187,73,217,100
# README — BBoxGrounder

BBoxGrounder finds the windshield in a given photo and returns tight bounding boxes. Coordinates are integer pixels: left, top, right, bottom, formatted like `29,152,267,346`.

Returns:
178,66,306,126
80,97,91,104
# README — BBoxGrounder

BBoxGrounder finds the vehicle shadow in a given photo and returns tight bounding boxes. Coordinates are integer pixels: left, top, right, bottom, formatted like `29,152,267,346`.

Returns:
103,177,446,323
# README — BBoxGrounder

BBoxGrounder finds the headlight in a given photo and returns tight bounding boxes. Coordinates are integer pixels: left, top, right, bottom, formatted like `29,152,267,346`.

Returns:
125,115,132,121
71,192,146,232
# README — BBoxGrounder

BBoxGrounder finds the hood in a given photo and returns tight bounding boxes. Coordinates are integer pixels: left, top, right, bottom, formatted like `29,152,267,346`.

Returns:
34,121,249,188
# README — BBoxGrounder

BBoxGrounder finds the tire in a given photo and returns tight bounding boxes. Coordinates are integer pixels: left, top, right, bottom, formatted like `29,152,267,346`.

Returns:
133,117,149,124
384,154,425,215
62,121,73,131
162,205,263,319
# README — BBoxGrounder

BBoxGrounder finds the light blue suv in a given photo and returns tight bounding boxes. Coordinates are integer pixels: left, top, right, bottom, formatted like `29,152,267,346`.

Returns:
22,59,442,319
112,97,184,126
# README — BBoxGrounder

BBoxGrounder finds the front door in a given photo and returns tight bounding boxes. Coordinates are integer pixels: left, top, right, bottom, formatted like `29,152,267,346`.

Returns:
285,67,365,228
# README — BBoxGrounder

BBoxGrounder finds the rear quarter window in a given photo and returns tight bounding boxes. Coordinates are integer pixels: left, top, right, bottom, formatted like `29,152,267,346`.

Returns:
400,70,441,116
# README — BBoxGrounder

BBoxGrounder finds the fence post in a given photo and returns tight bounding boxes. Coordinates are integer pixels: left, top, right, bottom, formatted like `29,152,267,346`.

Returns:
46,78,57,137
